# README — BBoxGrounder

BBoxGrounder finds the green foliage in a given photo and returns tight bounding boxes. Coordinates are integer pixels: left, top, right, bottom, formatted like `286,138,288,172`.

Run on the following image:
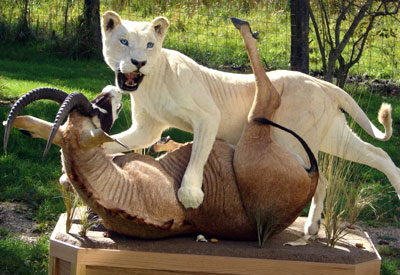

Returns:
255,206,280,248
0,0,399,78
0,235,49,275
344,181,376,227
60,185,79,233
381,258,400,275
360,182,400,226
0,227,10,238
319,152,351,247
379,246,400,275
77,204,99,237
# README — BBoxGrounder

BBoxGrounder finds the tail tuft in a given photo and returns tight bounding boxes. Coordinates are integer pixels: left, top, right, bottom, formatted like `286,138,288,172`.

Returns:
378,103,392,141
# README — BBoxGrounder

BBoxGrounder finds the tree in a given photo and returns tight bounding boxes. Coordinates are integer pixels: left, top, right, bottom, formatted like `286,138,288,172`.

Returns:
16,0,30,42
308,0,399,88
290,0,310,74
76,0,101,57
64,0,73,38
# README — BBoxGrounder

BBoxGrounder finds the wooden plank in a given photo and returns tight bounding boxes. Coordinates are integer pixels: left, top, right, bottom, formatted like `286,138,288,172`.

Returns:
49,256,56,275
71,263,86,275
51,213,66,240
86,266,210,275
49,214,381,275
50,213,81,264
77,249,357,275
58,259,71,275
50,238,80,264
355,259,381,275
365,232,381,260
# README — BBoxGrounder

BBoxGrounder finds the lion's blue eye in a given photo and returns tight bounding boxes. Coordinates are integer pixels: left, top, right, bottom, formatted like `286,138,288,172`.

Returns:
147,42,154,48
120,39,129,46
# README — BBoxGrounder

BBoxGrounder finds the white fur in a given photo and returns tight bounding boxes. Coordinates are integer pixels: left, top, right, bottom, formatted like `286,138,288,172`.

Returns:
100,12,400,234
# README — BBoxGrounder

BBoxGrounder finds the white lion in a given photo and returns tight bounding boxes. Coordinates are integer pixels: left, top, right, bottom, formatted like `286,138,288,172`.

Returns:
100,11,400,239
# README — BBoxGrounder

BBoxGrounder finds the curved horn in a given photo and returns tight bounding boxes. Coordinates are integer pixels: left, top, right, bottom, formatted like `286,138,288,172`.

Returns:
3,87,68,153
42,92,93,160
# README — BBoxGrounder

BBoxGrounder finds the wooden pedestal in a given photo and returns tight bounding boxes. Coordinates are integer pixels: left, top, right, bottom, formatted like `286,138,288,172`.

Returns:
49,214,381,275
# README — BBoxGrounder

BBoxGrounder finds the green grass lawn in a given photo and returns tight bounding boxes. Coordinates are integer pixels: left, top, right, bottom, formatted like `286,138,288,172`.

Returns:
0,42,399,274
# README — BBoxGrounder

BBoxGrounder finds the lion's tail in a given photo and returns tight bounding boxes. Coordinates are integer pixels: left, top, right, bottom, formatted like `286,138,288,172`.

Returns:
253,117,318,175
330,83,392,141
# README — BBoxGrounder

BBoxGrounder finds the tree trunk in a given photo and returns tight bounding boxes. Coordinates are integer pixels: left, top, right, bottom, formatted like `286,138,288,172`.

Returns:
80,0,101,56
337,56,350,88
336,69,348,88
16,0,30,42
22,0,29,28
63,0,70,38
290,0,310,74
324,51,337,83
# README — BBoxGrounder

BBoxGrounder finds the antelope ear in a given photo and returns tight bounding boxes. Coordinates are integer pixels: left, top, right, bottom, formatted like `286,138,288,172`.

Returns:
102,11,122,33
80,128,128,150
151,17,169,38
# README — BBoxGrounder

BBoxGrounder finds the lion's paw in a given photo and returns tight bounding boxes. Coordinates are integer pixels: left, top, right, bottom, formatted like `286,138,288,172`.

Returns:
177,185,204,209
59,173,71,190
304,217,320,240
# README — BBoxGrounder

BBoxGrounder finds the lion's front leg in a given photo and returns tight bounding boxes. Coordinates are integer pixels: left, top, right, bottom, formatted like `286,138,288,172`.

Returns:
102,110,167,154
178,113,221,209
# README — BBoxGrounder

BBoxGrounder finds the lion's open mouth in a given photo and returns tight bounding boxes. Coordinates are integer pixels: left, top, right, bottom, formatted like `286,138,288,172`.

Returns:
116,71,145,92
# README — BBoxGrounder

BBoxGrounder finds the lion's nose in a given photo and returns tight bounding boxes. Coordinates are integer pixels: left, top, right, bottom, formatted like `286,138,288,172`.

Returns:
131,59,147,69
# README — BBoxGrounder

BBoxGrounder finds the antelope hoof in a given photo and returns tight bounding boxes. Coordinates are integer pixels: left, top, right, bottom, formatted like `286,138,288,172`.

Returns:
230,17,249,29
230,17,259,40
148,136,172,154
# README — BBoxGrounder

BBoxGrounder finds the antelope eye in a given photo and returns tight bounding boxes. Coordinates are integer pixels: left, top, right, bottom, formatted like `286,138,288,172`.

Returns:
147,42,154,48
120,39,129,46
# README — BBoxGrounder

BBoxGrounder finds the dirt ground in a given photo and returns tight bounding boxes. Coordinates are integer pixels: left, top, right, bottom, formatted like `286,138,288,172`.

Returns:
1,201,399,254
0,202,41,243
363,223,400,249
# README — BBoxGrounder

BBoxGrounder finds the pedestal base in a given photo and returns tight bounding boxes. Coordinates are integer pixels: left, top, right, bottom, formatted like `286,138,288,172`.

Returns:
49,214,381,275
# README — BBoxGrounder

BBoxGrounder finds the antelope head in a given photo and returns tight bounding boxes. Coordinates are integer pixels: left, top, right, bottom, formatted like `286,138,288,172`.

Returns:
3,85,125,157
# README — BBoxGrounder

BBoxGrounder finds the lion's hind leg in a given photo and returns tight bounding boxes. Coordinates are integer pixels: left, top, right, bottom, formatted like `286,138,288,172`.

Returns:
320,113,400,195
304,175,327,239
305,113,400,239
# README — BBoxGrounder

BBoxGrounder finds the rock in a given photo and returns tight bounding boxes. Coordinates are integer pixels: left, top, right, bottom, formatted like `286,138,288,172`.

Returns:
378,239,390,245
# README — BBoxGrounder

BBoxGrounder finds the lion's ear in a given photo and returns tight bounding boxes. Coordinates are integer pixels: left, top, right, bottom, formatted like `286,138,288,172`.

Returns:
102,11,122,33
151,17,169,38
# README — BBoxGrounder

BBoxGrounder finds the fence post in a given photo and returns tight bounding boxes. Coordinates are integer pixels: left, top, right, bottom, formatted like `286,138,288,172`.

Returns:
290,0,309,74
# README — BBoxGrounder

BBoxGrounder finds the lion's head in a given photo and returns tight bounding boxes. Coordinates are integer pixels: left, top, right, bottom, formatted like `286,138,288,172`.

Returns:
101,11,169,92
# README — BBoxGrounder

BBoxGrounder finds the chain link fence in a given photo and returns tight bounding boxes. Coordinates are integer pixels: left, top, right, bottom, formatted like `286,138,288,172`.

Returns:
0,0,399,80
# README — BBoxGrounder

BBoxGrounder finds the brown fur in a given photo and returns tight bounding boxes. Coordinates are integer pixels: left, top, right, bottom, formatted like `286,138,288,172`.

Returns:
60,112,254,239
232,21,318,234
